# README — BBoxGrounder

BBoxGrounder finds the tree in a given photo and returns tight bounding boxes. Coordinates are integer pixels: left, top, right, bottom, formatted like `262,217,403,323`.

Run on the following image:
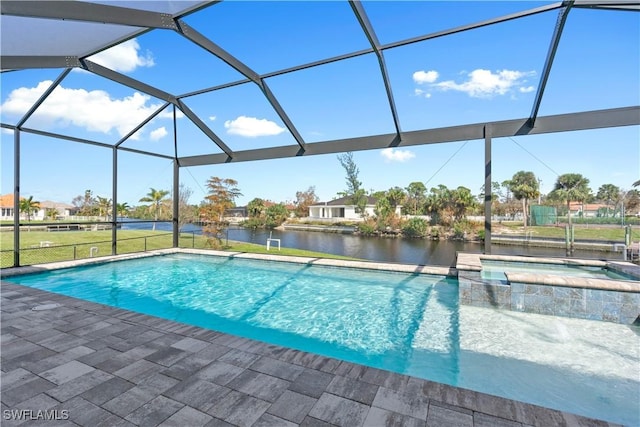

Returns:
374,195,395,230
293,186,319,218
247,198,266,218
176,183,196,231
478,181,503,203
501,180,513,203
139,188,170,231
596,184,621,217
19,196,39,222
116,202,130,218
550,173,591,226
201,177,242,248
385,186,406,210
46,207,58,220
625,189,640,213
337,152,367,217
96,196,112,221
72,190,96,216
478,181,504,217
425,185,452,226
507,171,540,228
405,182,427,215
451,186,476,221
264,203,289,228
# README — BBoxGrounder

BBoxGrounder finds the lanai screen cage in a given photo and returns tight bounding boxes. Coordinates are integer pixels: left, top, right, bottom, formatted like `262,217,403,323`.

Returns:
1,1,639,267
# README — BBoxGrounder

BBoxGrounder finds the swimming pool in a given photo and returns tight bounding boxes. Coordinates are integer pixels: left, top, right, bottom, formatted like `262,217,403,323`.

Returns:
5,253,639,425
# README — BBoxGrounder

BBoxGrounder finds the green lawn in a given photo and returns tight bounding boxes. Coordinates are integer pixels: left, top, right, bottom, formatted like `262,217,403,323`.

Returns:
494,224,639,241
0,230,358,269
2,224,637,269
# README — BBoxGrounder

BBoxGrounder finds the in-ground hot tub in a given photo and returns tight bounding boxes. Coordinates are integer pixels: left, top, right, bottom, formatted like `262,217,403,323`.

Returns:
456,253,640,324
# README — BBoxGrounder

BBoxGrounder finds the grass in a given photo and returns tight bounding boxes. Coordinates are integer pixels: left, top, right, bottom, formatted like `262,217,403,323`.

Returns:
494,224,639,241
2,224,637,269
0,230,359,269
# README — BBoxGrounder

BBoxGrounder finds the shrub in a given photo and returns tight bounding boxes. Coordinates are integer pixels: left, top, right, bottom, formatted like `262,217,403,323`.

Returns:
241,218,263,229
402,217,428,238
430,226,440,239
452,221,466,239
357,220,377,236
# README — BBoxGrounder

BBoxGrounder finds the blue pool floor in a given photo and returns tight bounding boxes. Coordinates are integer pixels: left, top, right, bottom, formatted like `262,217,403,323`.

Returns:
1,281,623,427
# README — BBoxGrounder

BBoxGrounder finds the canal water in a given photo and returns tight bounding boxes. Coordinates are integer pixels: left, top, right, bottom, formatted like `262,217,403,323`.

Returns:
121,221,610,266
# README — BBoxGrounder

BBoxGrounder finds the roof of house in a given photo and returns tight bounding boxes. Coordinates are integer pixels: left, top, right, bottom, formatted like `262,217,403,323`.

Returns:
568,202,609,211
312,196,378,207
39,200,75,209
0,194,27,208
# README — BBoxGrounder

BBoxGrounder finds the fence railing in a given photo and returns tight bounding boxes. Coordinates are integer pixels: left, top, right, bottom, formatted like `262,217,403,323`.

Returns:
1,233,180,269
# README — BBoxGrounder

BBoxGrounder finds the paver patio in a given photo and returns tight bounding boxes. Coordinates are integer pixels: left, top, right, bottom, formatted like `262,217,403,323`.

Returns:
1,281,619,426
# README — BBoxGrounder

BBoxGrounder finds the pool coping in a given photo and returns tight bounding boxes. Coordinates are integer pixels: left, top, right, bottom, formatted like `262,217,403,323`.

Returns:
0,281,624,427
455,252,640,291
0,248,456,278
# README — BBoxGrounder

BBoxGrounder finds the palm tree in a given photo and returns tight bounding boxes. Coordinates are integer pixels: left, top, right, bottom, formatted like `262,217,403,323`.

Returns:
247,198,265,218
405,182,426,215
116,202,130,218
139,188,169,231
385,187,406,210
596,184,620,217
507,171,540,228
96,196,112,221
551,173,591,226
19,196,39,222
451,186,477,221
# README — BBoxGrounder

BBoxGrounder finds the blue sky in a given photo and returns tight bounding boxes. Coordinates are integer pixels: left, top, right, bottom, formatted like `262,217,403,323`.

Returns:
1,1,638,207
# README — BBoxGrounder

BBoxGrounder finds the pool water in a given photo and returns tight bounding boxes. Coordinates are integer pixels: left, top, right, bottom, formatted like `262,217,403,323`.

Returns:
6,254,639,426
481,260,635,281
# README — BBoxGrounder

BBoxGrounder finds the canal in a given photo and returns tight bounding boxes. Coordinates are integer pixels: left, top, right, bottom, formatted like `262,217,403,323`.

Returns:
121,221,611,266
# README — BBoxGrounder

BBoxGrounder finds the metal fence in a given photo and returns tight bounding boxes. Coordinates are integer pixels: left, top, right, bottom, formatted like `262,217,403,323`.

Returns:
1,233,179,269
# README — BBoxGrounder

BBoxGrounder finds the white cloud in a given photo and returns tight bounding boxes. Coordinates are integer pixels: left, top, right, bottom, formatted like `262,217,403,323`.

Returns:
88,39,154,72
0,80,167,140
433,69,536,98
414,88,432,98
519,86,535,93
149,127,167,141
381,148,415,162
209,115,217,121
224,116,286,137
413,70,439,84
158,109,184,119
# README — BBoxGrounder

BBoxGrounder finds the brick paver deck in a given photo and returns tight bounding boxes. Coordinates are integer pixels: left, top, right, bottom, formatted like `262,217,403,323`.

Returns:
1,282,619,426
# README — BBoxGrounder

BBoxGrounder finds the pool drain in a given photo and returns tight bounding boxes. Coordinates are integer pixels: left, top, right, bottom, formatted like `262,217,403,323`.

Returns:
32,303,62,311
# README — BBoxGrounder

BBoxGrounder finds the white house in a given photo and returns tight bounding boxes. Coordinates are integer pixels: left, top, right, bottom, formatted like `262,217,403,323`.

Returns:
308,196,402,222
38,200,77,219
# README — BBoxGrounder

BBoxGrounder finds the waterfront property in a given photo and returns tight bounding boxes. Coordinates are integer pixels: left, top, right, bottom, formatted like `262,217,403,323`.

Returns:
308,196,402,222
2,249,639,425
2,2,639,426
